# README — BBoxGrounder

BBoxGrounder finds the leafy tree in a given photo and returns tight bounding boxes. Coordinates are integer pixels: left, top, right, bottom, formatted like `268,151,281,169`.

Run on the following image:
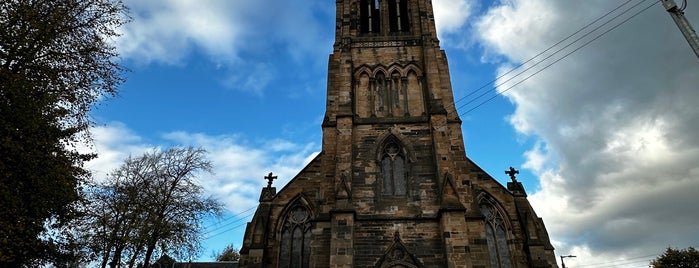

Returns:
651,247,699,268
0,0,127,266
80,147,223,268
214,244,240,262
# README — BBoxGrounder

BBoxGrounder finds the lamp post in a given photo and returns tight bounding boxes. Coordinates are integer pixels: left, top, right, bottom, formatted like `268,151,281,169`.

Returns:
560,255,576,268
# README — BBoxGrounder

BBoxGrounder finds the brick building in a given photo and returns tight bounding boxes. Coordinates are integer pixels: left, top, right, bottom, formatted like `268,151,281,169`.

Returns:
238,0,557,267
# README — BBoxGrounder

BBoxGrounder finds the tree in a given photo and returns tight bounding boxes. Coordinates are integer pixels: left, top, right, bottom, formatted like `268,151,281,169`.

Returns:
214,244,240,262
80,147,223,268
0,0,127,266
651,247,699,268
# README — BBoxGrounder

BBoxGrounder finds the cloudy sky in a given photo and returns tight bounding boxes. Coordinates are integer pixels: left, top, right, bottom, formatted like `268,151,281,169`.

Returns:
86,0,699,266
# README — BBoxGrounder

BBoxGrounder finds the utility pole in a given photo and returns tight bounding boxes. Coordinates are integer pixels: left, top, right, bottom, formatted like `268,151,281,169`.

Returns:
560,255,576,268
661,0,699,58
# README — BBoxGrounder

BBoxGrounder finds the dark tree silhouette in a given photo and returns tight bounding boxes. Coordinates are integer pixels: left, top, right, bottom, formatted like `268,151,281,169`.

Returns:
651,247,699,268
80,147,223,268
215,244,240,262
0,0,128,266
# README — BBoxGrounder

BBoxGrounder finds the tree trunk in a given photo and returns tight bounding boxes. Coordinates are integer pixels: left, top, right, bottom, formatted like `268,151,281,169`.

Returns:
110,244,124,268
142,236,158,268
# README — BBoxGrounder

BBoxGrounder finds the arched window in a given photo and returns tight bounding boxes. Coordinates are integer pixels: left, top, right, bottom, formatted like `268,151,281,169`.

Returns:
374,71,402,116
381,139,407,195
360,0,381,33
479,201,512,268
388,0,410,32
376,72,387,112
279,204,311,268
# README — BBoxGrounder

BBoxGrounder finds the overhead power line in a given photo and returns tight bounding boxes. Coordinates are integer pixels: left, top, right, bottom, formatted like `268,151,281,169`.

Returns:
450,0,637,111
203,219,253,240
569,253,659,268
461,0,657,115
204,206,257,235
452,0,657,115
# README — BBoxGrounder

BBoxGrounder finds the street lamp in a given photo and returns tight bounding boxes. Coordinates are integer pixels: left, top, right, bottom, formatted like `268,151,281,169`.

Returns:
560,255,576,268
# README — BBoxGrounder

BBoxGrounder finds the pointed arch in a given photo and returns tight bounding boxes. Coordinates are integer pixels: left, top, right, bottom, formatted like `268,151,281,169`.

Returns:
440,173,464,210
403,63,423,77
355,70,372,117
405,67,424,116
477,192,513,268
376,129,416,162
376,134,409,195
376,231,424,268
388,69,404,116
277,195,314,268
375,71,388,114
386,63,405,77
372,65,389,78
353,64,373,78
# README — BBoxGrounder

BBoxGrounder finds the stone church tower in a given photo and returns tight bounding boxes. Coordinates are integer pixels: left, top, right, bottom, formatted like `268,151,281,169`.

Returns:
238,0,557,267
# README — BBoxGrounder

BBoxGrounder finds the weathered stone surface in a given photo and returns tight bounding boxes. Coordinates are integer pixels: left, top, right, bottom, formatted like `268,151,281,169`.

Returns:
238,0,557,267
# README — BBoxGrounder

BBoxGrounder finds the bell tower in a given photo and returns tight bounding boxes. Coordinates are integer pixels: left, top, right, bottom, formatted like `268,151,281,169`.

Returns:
238,1,558,267
323,0,466,209
326,0,458,123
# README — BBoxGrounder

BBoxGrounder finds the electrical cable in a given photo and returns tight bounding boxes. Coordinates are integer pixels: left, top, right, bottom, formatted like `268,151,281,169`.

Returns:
202,206,254,231
203,206,257,235
458,0,657,115
450,0,638,111
456,0,651,113
203,219,253,240
569,253,659,268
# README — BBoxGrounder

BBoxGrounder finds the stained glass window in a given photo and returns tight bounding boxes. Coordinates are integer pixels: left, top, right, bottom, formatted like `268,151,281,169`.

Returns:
480,202,512,268
381,141,406,195
279,205,311,268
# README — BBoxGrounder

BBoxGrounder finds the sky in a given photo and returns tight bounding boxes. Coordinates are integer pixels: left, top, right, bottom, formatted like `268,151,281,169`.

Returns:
83,0,699,266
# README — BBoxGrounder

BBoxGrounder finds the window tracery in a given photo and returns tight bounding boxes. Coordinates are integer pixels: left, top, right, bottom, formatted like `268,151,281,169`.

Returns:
479,200,512,268
353,64,424,118
381,139,407,195
279,204,311,268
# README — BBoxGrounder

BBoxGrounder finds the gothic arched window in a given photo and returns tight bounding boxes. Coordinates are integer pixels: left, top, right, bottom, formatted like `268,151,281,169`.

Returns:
480,201,512,268
388,0,410,32
376,72,387,112
279,204,311,268
381,140,407,195
374,71,404,116
360,0,381,33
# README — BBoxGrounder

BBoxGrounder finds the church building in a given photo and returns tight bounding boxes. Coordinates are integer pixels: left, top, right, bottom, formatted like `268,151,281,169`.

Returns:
238,0,557,267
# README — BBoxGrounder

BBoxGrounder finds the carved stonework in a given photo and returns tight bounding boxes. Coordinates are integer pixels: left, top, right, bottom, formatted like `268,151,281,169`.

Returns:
376,232,423,268
351,39,422,48
336,173,351,200
238,0,559,266
259,187,276,202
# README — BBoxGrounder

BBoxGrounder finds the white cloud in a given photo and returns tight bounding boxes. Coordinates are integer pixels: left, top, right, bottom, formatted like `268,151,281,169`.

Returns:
117,0,332,65
433,0,472,35
84,123,319,215
116,0,334,94
476,0,699,266
79,122,153,181
116,1,237,65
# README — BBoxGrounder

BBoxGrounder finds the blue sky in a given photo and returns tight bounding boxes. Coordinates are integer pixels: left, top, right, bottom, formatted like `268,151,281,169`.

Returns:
83,0,699,266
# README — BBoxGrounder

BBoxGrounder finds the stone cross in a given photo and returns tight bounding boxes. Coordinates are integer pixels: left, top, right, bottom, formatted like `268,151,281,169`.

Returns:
265,172,277,188
505,166,519,182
